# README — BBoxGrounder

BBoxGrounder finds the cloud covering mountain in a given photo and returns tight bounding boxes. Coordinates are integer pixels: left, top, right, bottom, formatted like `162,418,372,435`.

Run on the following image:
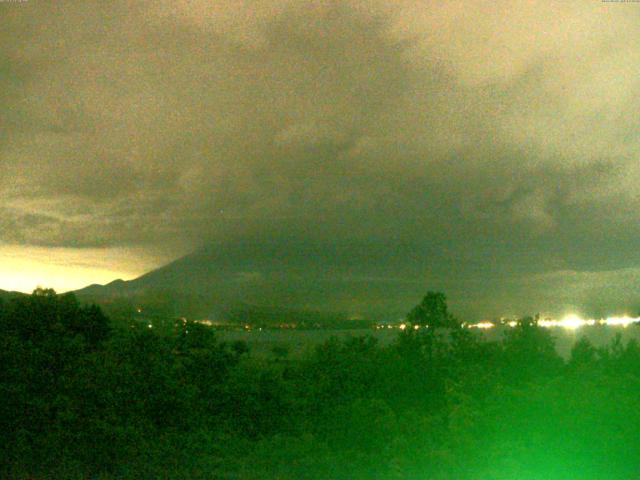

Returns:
2,1,640,318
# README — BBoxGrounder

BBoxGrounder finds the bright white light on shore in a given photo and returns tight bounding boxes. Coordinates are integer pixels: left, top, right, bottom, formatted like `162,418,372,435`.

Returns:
560,314,584,329
538,314,588,330
469,321,494,329
537,314,640,329
464,315,640,331
605,316,638,327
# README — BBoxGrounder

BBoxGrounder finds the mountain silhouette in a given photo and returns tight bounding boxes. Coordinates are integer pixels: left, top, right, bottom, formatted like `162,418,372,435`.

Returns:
74,239,425,321
0,289,26,302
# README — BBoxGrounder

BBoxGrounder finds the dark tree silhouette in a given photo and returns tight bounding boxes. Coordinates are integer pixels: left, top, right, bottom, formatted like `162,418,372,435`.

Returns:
406,291,458,328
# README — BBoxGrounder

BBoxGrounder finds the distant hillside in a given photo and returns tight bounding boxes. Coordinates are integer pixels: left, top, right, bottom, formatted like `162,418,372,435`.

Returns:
0,289,26,302
73,240,419,324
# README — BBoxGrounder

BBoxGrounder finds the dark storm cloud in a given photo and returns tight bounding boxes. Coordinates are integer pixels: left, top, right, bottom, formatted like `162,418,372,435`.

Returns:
2,0,640,316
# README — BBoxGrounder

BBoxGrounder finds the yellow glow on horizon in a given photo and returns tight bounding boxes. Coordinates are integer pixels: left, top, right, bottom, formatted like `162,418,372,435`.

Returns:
0,244,160,293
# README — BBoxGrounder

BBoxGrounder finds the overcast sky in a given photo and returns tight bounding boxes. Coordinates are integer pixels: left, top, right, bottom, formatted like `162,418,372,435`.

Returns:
2,0,640,318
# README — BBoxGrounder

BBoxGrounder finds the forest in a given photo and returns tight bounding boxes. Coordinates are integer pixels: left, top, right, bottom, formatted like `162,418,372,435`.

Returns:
2,289,640,479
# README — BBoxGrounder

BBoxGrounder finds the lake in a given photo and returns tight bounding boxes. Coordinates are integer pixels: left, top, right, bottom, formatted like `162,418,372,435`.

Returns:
216,324,640,359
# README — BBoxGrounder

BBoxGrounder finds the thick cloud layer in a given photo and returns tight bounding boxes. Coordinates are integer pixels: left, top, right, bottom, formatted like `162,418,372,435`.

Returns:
2,0,640,317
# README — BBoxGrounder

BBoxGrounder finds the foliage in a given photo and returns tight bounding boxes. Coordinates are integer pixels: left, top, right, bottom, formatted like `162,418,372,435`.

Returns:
407,291,459,328
3,290,640,478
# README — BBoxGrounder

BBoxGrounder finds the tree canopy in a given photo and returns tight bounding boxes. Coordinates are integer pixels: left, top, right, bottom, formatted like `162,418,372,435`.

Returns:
3,289,640,479
406,291,459,328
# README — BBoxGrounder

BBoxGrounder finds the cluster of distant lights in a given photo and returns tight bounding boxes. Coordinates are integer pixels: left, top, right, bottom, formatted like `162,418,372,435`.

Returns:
139,304,639,332
376,324,423,331
466,314,640,330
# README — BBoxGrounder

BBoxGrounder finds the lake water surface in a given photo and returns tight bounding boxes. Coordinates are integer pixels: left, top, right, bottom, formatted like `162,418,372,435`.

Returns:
216,325,640,359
